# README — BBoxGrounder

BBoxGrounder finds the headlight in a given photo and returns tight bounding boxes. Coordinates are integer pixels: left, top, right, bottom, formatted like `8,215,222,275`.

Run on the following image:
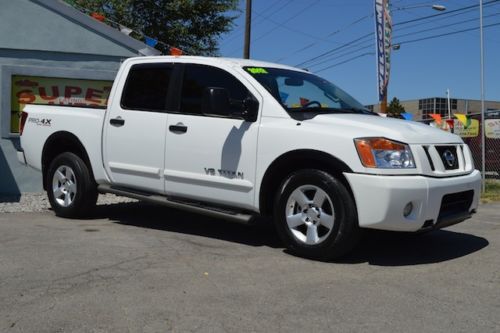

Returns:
354,137,415,169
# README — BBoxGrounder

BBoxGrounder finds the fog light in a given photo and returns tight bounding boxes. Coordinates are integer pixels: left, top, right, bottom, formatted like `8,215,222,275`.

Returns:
403,202,413,217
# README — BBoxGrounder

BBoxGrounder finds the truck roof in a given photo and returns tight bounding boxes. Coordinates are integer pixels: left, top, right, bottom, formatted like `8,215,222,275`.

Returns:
126,55,307,73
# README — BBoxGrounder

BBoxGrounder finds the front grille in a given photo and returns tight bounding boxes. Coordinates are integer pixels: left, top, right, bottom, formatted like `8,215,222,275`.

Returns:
438,190,474,220
435,145,459,170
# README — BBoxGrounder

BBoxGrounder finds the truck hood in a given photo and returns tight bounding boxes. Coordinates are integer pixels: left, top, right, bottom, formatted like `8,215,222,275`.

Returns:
306,113,462,144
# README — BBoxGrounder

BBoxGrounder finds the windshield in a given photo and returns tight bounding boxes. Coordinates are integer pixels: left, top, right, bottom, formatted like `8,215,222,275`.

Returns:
243,66,375,118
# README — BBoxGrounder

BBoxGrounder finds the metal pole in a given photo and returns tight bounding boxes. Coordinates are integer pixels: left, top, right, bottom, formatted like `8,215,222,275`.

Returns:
480,0,486,193
446,88,451,119
243,0,252,59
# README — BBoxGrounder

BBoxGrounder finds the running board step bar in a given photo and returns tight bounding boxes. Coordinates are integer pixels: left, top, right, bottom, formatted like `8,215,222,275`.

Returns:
97,185,256,225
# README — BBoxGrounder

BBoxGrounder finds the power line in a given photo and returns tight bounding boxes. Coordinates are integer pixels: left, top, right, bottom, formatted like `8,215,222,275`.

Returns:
315,52,375,73
396,11,500,39
220,0,288,47
225,0,310,54
295,32,373,67
274,13,373,62
251,0,321,43
308,11,500,69
251,8,344,46
393,0,499,26
294,1,499,68
396,21,500,45
314,21,500,73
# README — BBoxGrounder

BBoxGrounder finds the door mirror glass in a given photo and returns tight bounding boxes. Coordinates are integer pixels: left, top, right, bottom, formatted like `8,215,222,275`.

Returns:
241,97,259,122
202,87,230,116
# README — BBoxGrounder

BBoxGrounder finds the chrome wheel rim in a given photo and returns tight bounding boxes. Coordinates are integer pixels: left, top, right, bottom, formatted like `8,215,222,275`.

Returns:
285,185,335,245
52,165,77,207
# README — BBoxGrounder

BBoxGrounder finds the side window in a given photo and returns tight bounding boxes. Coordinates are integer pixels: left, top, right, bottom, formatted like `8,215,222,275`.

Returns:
180,64,249,116
121,63,172,112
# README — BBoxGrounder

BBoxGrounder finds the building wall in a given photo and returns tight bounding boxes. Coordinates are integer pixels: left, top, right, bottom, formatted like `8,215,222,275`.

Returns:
0,0,145,200
0,50,121,199
368,98,500,120
0,0,140,57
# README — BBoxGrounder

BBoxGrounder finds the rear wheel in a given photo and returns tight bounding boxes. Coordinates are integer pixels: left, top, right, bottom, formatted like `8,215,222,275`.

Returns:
274,169,359,260
46,152,97,218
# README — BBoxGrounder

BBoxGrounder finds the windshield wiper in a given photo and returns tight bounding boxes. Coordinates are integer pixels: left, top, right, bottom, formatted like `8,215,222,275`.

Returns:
288,106,328,113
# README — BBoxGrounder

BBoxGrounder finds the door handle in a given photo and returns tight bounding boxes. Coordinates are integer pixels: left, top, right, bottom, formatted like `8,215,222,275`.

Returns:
110,117,125,126
169,123,188,134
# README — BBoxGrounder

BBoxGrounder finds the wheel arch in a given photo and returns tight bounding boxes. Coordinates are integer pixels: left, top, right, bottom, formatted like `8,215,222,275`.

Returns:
259,149,354,217
41,131,94,191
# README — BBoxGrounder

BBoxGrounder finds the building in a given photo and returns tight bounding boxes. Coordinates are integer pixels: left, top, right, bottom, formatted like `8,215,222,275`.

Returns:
0,0,160,200
367,97,500,120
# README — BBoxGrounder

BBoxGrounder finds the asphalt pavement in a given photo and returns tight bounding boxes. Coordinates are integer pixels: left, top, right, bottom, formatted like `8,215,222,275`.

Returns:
0,202,499,332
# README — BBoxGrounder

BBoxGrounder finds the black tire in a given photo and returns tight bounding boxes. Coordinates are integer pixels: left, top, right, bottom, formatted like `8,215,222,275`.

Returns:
273,169,360,260
46,152,97,218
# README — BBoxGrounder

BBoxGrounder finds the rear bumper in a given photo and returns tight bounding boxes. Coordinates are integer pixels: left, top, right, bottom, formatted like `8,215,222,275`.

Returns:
344,170,481,232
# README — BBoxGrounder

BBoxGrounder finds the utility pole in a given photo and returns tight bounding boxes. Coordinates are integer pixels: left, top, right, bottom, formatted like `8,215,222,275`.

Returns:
480,0,486,193
244,0,252,59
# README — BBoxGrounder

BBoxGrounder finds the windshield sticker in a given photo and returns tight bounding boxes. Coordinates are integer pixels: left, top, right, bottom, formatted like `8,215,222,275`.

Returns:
246,67,268,74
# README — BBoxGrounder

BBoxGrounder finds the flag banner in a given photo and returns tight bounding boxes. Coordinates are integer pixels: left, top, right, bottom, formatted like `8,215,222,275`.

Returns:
454,119,479,137
375,0,392,102
454,113,471,129
429,113,442,125
401,112,413,120
145,36,158,48
90,12,105,22
119,25,133,35
170,47,183,56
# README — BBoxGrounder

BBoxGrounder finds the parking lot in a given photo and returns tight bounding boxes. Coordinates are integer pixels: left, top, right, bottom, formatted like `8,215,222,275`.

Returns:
1,202,499,332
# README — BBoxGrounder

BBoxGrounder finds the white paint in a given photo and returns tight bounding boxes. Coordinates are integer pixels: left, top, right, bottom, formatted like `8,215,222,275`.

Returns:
20,56,482,231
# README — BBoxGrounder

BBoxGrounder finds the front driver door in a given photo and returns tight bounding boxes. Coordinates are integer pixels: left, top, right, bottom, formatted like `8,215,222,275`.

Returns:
164,63,261,209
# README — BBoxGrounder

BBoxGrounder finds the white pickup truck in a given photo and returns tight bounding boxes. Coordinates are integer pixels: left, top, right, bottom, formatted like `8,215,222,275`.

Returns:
18,56,481,260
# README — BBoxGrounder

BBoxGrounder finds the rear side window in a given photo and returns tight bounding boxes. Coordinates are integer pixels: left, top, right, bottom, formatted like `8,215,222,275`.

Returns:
121,63,172,111
180,64,249,116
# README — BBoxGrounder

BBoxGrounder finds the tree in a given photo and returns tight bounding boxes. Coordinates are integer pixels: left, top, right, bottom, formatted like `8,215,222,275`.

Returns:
386,97,406,118
63,0,239,55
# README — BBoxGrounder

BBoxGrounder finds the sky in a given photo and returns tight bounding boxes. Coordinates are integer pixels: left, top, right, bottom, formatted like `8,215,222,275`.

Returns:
217,0,500,105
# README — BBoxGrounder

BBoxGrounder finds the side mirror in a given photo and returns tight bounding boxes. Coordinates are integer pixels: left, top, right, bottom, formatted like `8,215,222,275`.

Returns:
202,87,230,116
241,97,259,122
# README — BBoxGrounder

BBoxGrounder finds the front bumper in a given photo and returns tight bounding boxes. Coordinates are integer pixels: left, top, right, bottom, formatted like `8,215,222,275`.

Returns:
344,170,481,232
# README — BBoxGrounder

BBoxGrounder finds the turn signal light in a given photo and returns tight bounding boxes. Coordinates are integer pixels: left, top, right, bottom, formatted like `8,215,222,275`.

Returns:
354,137,412,168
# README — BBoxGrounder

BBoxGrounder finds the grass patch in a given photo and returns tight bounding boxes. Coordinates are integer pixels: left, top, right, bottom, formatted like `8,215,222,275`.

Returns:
481,180,500,203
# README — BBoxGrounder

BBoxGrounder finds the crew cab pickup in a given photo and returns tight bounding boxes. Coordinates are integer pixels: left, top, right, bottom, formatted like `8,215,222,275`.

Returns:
18,56,481,260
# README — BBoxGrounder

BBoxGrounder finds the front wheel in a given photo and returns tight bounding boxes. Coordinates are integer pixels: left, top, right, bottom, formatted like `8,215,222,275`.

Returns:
274,169,360,260
46,152,97,218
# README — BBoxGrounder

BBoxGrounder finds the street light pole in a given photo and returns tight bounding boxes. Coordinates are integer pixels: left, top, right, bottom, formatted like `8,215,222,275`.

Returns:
480,0,486,193
446,88,451,119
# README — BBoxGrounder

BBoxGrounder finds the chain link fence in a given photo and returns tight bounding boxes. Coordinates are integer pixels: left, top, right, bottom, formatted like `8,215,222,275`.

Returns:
415,110,500,179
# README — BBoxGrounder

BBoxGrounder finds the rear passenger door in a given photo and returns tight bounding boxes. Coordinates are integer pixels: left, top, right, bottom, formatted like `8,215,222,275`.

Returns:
103,62,174,193
164,63,261,209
